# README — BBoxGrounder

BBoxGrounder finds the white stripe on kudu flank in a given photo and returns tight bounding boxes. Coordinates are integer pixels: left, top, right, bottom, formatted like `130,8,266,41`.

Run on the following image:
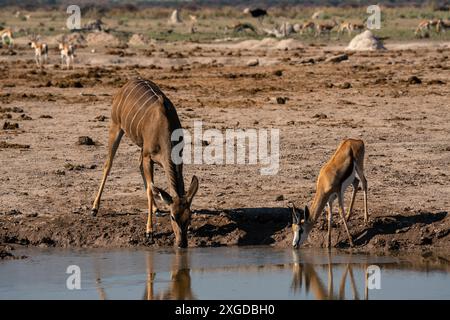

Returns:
132,80,162,139
119,81,146,120
113,80,135,121
129,94,158,140
123,87,150,133
135,100,156,139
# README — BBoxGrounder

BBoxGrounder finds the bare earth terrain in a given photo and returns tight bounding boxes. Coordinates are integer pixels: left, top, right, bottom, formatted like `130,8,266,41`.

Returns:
1,38,449,256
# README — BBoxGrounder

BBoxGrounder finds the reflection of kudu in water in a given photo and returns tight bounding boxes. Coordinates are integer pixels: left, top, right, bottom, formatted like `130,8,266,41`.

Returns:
144,250,195,300
291,251,367,300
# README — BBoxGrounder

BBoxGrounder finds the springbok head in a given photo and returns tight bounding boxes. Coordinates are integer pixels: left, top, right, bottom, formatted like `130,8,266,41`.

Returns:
28,34,39,47
290,202,311,249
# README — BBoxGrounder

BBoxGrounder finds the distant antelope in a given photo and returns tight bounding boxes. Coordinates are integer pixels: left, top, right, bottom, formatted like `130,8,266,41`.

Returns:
91,78,199,248
291,139,368,248
315,20,338,37
414,20,431,37
337,22,352,35
189,15,198,34
1,28,14,48
338,22,365,36
29,37,48,68
58,42,75,69
351,23,364,33
437,19,450,33
300,21,315,35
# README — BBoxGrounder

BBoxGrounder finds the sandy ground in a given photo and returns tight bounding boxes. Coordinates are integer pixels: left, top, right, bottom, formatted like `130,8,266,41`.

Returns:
1,37,449,256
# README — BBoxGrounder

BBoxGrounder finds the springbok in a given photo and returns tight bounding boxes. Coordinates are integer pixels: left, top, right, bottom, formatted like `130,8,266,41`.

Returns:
315,20,338,37
437,19,450,33
338,22,365,36
29,37,48,68
1,28,13,48
350,23,365,33
415,20,432,37
300,21,316,35
91,78,199,248
58,42,75,69
291,139,368,249
337,21,352,35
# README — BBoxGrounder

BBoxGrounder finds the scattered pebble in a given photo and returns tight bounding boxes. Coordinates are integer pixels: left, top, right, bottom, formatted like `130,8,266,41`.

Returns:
2,121,19,130
408,76,422,85
325,53,348,63
313,113,328,119
78,136,95,146
276,97,287,104
273,70,283,76
247,59,259,67
19,114,32,120
0,141,30,149
94,115,107,122
339,82,352,89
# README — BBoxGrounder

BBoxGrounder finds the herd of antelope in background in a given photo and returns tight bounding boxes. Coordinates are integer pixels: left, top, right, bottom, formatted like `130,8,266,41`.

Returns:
0,28,75,69
29,36,75,69
414,18,450,37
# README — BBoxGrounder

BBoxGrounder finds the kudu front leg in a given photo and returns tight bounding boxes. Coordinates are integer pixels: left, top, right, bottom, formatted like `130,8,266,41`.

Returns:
142,154,156,241
91,124,124,216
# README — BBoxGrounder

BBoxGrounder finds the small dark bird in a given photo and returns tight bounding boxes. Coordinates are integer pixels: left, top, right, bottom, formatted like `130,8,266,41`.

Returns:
243,7,268,19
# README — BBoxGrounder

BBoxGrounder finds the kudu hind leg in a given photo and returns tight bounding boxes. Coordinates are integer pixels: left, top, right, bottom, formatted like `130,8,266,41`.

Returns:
91,124,124,216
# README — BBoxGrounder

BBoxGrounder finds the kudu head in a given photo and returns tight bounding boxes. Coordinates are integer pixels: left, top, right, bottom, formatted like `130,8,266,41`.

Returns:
290,202,311,249
151,176,199,248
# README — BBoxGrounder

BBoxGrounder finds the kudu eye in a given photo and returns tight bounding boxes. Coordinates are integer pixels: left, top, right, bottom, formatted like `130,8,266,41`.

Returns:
170,215,176,222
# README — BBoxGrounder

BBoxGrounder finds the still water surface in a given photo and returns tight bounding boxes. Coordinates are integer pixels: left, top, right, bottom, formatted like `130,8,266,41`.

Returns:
1,247,449,299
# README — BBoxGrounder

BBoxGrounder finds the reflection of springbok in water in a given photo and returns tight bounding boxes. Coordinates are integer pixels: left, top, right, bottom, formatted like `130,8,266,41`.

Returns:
291,250,367,300
144,250,195,300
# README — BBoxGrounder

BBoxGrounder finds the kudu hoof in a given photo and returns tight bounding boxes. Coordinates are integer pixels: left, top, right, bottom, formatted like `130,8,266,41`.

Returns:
91,208,98,217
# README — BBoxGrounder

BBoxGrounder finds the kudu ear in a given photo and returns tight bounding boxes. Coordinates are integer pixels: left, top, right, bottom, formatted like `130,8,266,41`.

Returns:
151,184,173,205
303,205,310,223
186,175,199,205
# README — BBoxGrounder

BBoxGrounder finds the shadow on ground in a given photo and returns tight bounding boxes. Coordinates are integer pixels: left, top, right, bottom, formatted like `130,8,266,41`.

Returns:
352,211,448,246
193,207,291,245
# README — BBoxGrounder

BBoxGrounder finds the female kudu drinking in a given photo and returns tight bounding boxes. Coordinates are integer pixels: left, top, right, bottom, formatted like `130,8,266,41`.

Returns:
91,78,199,248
